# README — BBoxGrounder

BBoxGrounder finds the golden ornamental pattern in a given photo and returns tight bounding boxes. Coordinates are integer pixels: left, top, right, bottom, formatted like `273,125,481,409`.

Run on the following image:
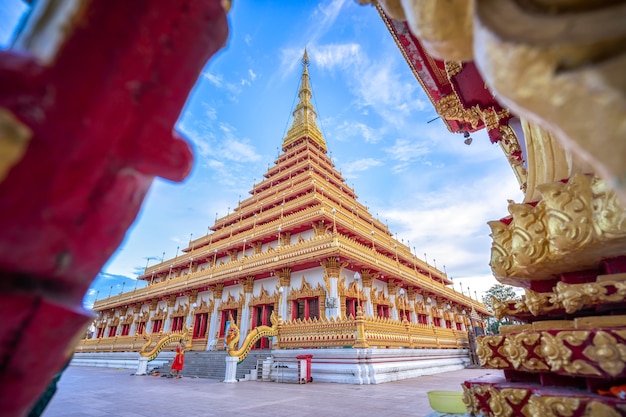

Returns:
489,174,626,282
478,327,626,378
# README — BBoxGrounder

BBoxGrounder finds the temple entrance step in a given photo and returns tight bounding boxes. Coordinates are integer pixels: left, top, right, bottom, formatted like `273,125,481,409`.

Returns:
153,350,272,380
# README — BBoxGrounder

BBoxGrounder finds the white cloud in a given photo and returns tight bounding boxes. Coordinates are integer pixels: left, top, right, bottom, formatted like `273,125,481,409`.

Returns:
333,120,380,143
342,158,383,176
248,69,257,81
385,138,430,162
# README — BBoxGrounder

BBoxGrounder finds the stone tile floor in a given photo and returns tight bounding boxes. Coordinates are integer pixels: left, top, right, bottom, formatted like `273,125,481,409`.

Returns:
41,366,497,417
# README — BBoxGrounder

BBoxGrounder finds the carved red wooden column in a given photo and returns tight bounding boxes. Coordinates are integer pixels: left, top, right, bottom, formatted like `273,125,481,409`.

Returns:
0,1,228,416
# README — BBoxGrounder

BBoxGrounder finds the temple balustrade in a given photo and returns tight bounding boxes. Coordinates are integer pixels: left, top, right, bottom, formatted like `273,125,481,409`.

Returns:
96,233,485,315
78,312,469,354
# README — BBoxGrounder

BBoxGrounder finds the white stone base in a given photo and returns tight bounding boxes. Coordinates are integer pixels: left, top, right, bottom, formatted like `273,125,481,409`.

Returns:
71,352,174,373
269,348,470,385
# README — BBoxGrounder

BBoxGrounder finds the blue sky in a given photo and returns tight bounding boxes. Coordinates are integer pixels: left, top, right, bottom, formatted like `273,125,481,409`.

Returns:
1,0,523,307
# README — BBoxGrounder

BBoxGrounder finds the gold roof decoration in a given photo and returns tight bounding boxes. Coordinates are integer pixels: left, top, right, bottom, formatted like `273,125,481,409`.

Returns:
282,48,327,152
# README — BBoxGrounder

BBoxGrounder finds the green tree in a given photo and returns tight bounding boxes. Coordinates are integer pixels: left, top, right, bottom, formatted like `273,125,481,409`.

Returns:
482,284,520,334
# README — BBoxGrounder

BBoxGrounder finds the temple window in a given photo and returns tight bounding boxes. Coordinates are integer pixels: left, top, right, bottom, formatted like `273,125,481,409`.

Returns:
171,316,184,332
345,297,358,318
121,324,130,336
252,304,274,349
220,309,238,337
456,322,463,330
445,320,452,329
96,327,105,338
417,313,428,325
292,297,319,320
433,317,442,327
376,304,390,318
137,322,146,335
399,309,411,322
107,326,117,337
192,313,208,339
152,319,163,333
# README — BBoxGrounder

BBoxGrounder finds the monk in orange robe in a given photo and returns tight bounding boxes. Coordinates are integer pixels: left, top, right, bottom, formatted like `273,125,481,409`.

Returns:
170,340,185,379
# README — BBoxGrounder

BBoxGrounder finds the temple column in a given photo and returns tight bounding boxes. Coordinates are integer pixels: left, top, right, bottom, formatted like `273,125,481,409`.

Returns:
129,304,141,335
206,284,223,350
163,295,176,331
388,279,399,320
238,276,255,348
321,258,347,320
186,290,198,329
407,287,418,323
147,299,158,333
360,270,375,317
276,268,291,320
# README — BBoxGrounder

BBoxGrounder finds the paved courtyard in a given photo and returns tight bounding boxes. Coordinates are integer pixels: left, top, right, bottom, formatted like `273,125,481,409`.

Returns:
40,366,496,417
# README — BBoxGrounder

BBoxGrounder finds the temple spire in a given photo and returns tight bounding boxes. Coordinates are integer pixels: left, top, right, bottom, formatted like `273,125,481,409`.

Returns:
282,48,326,152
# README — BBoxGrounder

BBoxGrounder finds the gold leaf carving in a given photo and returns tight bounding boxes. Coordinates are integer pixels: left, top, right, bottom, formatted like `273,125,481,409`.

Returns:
583,331,626,377
527,395,580,417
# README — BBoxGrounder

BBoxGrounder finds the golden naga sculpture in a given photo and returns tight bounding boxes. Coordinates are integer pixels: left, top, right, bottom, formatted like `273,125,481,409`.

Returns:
226,311,279,363
139,326,189,361
360,0,626,205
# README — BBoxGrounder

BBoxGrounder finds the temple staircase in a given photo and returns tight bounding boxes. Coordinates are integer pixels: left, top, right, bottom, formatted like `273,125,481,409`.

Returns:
153,350,272,380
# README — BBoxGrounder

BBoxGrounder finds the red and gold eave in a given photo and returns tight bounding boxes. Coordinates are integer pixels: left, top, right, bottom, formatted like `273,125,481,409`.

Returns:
378,7,511,143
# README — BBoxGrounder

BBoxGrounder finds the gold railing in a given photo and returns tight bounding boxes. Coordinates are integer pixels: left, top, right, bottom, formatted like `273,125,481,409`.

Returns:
75,332,207,354
276,314,468,350
76,316,468,354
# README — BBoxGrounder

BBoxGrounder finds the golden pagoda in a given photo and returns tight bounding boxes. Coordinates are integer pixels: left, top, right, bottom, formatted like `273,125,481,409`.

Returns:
77,50,489,384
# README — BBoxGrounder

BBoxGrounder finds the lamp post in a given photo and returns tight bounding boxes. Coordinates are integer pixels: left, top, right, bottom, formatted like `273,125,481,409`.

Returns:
167,264,174,281
242,238,247,259
332,207,337,234
277,226,282,249
213,249,218,268
188,257,194,275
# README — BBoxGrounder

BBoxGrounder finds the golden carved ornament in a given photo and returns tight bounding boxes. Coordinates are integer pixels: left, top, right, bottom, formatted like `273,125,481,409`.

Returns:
461,385,479,415
488,219,514,279
320,256,347,279
243,276,255,293
187,289,199,305
136,310,149,323
523,289,560,317
370,287,392,306
445,60,463,78
583,331,626,377
132,304,142,314
249,285,276,307
474,0,626,206
312,220,331,237
488,387,528,417
211,283,224,299
359,269,377,287
170,303,188,318
476,335,508,368
287,276,325,301
166,294,177,308
434,94,482,130
527,396,580,417
0,108,32,184
500,332,546,370
585,402,623,417
192,298,213,315
252,241,262,255
276,267,291,287
152,307,168,321
219,292,243,311
120,314,134,326
490,174,626,282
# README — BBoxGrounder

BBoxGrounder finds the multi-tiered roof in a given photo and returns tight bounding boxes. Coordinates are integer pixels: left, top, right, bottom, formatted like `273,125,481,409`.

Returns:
96,50,484,316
